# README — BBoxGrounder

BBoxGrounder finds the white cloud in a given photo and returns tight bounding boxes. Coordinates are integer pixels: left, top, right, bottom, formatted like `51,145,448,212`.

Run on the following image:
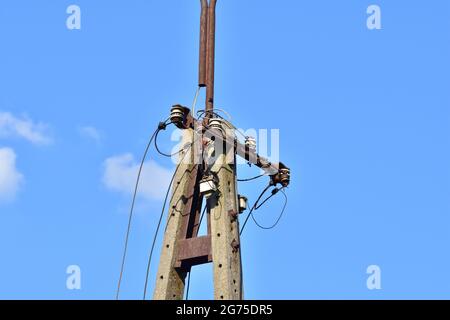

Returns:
0,111,52,145
0,148,24,203
102,154,172,201
79,126,102,143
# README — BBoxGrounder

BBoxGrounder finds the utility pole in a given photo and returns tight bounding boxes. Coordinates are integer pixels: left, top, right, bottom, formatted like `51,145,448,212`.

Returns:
153,0,290,300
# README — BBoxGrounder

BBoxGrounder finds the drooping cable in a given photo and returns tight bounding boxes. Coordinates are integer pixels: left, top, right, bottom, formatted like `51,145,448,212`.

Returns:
196,108,231,121
196,108,248,141
191,86,201,118
251,188,288,230
198,204,208,232
237,173,267,182
116,123,167,300
211,108,232,121
255,187,282,210
240,185,288,236
142,143,193,300
186,270,191,300
239,184,272,236
155,126,191,158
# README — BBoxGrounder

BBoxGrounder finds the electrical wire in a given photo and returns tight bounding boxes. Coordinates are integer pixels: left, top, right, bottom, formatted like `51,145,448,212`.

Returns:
142,143,193,300
195,109,209,120
195,108,253,148
198,204,208,232
155,126,191,158
239,184,272,236
240,186,288,236
196,108,231,121
186,270,191,300
254,187,281,210
191,86,201,117
116,125,162,300
251,188,288,230
237,173,267,182
212,108,232,121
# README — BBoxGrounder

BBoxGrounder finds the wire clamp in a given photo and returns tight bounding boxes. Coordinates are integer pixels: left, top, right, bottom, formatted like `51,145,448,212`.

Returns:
231,239,240,253
158,122,167,131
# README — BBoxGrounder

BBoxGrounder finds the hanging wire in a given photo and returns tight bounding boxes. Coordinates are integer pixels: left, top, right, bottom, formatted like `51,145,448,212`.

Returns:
186,270,191,300
196,108,231,121
142,143,193,300
198,204,208,232
116,120,169,300
234,127,249,141
196,108,249,144
237,173,268,182
254,187,282,210
154,125,192,158
191,86,201,117
239,184,272,235
240,186,288,236
251,188,288,230
212,108,232,121
195,105,254,152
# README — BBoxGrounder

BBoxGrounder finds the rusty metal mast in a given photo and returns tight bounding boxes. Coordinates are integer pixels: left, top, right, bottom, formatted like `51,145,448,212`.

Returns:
153,0,290,300
200,0,217,120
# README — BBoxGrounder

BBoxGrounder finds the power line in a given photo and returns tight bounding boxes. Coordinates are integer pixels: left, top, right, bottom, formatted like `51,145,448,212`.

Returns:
154,125,192,158
240,186,288,236
255,187,282,210
186,270,191,300
196,108,249,141
191,86,201,117
237,173,267,182
196,109,230,121
251,188,288,230
116,124,164,300
142,144,193,300
239,184,272,236
198,204,208,231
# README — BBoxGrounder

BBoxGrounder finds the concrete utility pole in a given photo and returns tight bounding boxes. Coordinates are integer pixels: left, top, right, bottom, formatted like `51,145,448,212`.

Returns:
153,0,290,300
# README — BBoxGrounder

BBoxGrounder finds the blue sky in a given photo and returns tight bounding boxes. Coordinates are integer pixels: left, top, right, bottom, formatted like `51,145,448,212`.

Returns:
0,0,449,300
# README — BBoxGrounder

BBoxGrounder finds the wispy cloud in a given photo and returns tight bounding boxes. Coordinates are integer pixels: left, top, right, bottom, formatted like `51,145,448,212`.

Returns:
0,147,24,203
0,112,52,145
78,126,102,143
102,153,172,201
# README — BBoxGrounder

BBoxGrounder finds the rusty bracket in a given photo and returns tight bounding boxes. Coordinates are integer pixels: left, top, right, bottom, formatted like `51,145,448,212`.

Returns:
231,239,240,253
176,235,213,269
270,165,291,188
228,209,238,222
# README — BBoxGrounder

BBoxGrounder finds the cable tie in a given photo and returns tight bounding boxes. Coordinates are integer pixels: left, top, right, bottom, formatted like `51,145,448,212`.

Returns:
158,122,167,131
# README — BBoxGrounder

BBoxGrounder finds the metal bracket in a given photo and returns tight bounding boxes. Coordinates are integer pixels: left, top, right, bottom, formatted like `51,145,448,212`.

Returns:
228,209,238,222
231,239,240,253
